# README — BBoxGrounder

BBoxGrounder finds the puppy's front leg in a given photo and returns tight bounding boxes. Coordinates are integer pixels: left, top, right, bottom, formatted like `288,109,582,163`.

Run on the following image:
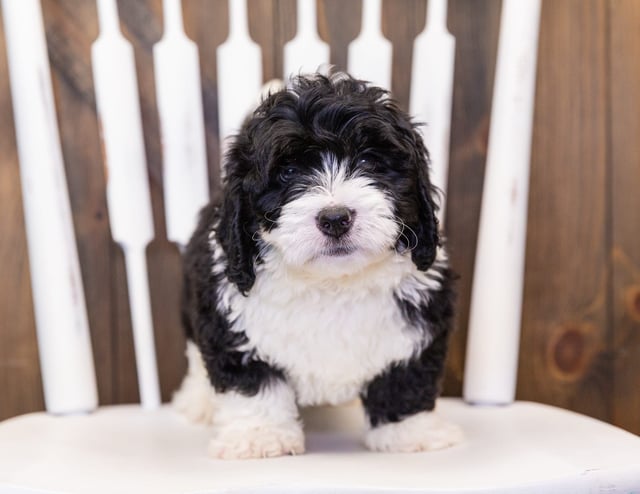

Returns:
208,380,305,460
361,332,463,452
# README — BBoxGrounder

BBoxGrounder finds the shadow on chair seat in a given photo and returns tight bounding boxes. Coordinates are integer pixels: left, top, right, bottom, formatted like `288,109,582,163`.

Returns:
1,398,639,493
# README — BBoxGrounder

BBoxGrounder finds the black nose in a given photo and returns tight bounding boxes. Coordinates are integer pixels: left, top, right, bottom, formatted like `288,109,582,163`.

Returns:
316,207,354,238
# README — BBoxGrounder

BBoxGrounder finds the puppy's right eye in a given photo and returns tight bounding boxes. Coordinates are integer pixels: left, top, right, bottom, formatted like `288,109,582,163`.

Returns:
279,166,299,182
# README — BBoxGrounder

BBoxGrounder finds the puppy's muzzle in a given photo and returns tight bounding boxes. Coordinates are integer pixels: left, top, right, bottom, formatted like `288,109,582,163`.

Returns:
316,206,354,239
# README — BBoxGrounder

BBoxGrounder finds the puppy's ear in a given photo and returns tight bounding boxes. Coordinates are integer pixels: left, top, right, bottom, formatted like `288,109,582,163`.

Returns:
216,166,259,295
410,142,440,271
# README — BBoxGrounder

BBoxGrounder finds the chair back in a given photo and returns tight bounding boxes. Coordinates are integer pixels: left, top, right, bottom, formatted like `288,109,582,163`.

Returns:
1,0,540,414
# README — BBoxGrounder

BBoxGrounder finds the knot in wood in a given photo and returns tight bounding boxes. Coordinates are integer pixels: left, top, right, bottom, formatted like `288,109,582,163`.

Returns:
625,285,640,323
548,323,595,382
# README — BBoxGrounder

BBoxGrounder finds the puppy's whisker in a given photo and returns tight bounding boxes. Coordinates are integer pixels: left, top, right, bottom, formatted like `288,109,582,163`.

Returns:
397,231,411,251
395,220,419,251
263,210,277,224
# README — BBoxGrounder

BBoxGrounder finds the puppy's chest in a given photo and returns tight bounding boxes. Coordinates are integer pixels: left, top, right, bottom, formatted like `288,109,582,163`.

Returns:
230,272,425,406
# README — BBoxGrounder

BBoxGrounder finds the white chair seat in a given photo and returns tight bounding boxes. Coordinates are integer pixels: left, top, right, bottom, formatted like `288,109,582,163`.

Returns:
1,398,639,493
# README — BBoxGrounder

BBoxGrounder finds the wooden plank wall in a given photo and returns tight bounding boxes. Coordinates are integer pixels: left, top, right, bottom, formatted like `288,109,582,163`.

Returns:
520,0,610,420
0,0,638,434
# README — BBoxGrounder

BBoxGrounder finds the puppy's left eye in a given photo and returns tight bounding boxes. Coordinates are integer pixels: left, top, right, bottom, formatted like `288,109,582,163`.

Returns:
279,166,299,182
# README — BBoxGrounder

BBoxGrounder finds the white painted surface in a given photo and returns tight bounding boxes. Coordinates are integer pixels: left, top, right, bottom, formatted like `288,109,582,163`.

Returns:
122,246,160,409
347,0,392,90
217,0,262,160
1,399,639,493
464,0,542,405
283,0,330,79
92,0,160,409
1,0,98,415
154,0,209,247
409,0,455,224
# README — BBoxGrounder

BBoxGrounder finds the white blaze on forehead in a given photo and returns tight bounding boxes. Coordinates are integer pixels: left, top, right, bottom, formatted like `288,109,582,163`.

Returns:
261,154,399,273
309,153,350,193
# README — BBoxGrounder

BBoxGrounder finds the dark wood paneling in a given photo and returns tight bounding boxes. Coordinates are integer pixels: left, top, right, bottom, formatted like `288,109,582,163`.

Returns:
382,0,427,110
318,0,360,72
275,0,297,80
519,0,611,421
249,0,283,82
443,0,502,395
609,0,640,435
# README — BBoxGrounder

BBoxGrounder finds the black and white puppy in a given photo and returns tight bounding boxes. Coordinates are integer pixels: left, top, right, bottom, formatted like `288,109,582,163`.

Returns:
174,72,462,459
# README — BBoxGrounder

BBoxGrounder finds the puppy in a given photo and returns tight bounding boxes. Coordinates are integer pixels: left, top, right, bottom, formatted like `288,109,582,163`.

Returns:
174,72,462,459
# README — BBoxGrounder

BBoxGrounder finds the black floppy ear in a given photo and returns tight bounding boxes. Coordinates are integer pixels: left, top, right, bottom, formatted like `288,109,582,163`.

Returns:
216,169,259,295
410,143,441,271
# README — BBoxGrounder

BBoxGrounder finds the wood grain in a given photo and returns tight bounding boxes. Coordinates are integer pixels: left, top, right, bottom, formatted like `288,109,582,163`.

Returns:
317,0,360,73
442,0,502,395
609,0,640,435
382,0,427,110
518,0,611,421
275,0,297,80
249,0,276,81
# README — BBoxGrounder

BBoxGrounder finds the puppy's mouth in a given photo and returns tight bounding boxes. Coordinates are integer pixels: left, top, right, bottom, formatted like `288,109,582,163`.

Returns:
321,245,355,257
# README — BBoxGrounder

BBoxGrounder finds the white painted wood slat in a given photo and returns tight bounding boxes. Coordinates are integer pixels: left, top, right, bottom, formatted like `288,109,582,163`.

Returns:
1,0,98,415
409,0,456,225
154,0,209,248
464,0,543,405
217,0,262,162
284,0,330,79
347,0,392,90
92,0,161,409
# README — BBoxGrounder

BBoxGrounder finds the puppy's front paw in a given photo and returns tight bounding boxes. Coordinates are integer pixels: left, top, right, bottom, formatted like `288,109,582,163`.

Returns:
208,423,305,459
365,411,463,453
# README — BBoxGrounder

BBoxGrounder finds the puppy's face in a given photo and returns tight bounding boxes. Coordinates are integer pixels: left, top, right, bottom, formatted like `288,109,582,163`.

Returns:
218,74,439,290
259,151,407,276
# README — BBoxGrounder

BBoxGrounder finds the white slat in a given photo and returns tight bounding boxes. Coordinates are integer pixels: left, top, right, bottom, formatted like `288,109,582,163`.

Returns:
409,0,456,224
347,0,392,89
1,0,98,414
464,0,542,405
92,0,161,409
154,0,209,248
283,0,330,78
217,0,262,161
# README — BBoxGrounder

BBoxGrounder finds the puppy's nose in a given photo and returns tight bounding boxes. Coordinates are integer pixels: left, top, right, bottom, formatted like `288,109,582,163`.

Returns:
316,206,354,238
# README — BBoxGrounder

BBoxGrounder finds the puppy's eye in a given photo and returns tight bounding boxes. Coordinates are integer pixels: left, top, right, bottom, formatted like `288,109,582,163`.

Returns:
357,157,377,169
279,166,299,182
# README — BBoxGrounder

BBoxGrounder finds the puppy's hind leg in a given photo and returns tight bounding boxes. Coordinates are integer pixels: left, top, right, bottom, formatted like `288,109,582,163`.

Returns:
172,340,216,425
208,381,305,460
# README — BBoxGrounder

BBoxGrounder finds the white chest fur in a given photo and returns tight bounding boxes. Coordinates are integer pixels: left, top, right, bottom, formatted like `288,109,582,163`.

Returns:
218,250,439,407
